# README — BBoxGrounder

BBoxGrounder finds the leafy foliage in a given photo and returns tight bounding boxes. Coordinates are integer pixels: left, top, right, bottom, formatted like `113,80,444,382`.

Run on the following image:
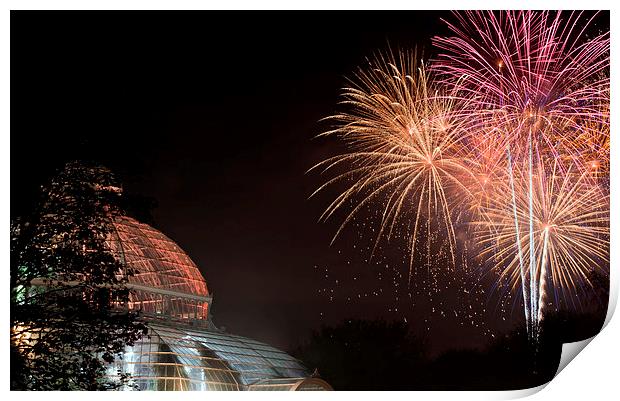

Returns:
10,162,147,390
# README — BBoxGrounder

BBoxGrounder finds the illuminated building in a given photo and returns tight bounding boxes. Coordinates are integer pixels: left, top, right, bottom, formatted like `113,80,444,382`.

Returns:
105,216,331,391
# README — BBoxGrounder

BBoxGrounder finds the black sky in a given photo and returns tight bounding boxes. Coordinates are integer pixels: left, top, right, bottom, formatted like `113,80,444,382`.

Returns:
12,11,536,354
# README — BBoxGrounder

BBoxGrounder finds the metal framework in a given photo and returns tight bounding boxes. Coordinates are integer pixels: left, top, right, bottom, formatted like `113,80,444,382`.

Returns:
107,323,325,390
108,217,211,326
248,377,334,391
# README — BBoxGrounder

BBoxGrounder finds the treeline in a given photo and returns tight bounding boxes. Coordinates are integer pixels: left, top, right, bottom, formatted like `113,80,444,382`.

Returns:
291,308,606,390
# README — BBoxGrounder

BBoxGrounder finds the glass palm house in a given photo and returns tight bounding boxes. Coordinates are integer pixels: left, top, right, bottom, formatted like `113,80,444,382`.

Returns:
105,216,332,391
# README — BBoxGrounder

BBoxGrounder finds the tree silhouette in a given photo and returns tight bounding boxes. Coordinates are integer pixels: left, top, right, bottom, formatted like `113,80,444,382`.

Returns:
10,162,147,390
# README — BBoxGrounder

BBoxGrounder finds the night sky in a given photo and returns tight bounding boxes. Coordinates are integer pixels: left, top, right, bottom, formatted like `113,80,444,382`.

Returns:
12,11,569,355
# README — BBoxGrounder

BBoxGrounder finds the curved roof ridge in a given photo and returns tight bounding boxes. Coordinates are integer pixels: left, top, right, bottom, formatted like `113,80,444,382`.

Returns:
108,215,209,297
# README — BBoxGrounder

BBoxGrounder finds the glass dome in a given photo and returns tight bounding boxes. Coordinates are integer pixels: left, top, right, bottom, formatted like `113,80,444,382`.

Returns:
108,216,211,324
106,216,331,391
109,323,322,391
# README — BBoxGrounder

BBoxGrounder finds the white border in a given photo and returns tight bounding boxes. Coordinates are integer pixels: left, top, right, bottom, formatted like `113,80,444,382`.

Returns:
3,1,618,400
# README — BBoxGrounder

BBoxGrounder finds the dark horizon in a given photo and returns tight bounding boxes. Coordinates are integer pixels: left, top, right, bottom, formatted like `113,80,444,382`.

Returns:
11,10,607,357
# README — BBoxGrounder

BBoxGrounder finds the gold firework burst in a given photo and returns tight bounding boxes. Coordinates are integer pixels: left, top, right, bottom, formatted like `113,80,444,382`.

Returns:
311,51,475,283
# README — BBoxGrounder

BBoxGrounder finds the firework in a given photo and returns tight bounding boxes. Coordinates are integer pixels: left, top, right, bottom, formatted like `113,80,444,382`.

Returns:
433,10,610,338
315,11,609,346
311,50,475,283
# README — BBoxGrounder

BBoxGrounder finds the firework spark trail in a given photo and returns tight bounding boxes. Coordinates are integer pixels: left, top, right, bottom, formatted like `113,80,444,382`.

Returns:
538,225,550,325
498,56,532,337
507,145,531,336
528,129,538,337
